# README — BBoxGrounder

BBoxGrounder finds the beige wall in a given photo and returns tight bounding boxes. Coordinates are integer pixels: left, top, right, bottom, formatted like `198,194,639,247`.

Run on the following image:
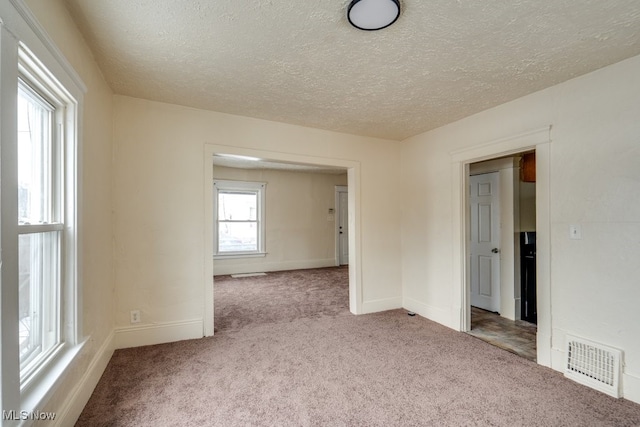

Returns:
113,95,402,330
401,54,640,402
212,166,347,275
24,0,115,421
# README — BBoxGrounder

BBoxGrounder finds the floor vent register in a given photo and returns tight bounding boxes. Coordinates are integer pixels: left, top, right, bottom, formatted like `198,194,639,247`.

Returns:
565,334,622,398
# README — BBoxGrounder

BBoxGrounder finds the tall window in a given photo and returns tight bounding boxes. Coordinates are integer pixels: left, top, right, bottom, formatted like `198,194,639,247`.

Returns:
213,180,266,257
0,2,84,413
16,47,78,387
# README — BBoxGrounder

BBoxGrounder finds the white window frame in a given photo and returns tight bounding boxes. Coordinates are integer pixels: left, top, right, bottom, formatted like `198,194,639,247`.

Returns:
0,0,85,413
17,65,65,384
17,44,82,398
213,180,266,259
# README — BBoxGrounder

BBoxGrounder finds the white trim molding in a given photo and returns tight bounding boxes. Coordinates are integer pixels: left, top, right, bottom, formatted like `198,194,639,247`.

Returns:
403,297,452,327
213,258,337,276
451,127,551,163
54,332,115,427
213,179,267,258
204,144,363,337
623,371,640,403
362,297,402,314
8,0,87,93
114,319,203,350
450,126,552,366
1,0,88,418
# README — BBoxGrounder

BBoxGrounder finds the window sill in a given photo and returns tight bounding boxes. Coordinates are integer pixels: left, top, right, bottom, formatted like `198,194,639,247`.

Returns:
19,338,87,422
214,252,267,260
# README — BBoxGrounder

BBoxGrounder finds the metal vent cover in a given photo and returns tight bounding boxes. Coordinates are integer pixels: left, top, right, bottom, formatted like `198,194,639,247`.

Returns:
565,334,622,398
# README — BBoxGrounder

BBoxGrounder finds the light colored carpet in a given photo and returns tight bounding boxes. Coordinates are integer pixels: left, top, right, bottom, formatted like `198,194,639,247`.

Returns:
76,268,640,426
213,267,350,333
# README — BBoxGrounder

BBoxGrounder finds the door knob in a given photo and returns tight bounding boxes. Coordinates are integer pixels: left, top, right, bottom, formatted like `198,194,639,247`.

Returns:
491,248,500,253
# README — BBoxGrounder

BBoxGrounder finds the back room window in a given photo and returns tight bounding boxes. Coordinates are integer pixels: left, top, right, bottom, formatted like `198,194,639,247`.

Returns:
213,180,266,257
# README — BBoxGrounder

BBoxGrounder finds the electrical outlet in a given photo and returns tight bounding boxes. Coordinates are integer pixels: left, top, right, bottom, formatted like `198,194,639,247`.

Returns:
130,310,141,324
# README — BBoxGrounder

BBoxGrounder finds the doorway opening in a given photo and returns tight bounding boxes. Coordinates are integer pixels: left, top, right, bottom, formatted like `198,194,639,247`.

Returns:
466,153,538,361
203,144,362,337
451,126,551,366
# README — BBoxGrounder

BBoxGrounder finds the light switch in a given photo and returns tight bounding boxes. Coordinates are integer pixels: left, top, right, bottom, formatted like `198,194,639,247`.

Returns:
569,224,582,240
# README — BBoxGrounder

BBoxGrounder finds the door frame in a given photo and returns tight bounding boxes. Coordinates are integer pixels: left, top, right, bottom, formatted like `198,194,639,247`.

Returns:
451,127,552,367
335,185,348,266
204,144,363,337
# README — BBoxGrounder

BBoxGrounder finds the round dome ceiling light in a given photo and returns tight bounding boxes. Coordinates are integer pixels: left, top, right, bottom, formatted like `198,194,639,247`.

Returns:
347,0,401,31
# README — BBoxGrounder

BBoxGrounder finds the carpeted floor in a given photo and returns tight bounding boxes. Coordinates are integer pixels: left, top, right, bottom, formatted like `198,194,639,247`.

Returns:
213,267,350,333
76,267,640,426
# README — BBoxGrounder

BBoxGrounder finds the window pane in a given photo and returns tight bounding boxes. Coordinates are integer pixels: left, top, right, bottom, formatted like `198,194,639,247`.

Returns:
19,231,60,371
18,84,54,225
218,192,257,221
218,222,258,252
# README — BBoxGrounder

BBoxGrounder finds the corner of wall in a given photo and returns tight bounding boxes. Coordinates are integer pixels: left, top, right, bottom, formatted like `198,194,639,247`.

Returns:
402,296,454,329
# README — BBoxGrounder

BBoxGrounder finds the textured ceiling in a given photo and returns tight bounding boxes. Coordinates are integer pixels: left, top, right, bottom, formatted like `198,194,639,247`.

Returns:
64,0,640,140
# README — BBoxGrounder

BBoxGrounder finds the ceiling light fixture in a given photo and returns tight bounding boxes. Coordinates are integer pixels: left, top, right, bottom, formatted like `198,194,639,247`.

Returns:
347,0,401,31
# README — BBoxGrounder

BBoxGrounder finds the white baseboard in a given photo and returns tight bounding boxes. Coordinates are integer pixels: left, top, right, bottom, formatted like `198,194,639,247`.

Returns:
403,297,452,328
623,371,640,404
114,319,203,349
55,331,115,427
549,345,565,372
213,258,337,276
361,296,402,314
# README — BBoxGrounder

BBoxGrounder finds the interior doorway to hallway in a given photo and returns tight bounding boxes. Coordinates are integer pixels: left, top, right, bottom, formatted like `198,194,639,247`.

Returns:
335,185,349,266
466,152,538,361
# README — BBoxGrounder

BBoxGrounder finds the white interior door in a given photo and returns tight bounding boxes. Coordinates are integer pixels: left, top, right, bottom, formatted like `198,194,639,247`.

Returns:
470,172,501,312
336,187,349,265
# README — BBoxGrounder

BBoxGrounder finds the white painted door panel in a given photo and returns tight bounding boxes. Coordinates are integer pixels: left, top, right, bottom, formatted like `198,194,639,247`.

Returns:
470,172,501,312
338,190,349,265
